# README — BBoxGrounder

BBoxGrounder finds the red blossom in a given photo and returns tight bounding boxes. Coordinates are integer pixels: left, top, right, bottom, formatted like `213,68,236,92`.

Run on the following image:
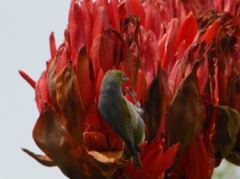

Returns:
20,0,240,178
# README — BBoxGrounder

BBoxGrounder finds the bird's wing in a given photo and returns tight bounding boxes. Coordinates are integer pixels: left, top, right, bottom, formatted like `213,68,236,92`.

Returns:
124,98,139,129
124,98,145,145
119,98,142,167
117,97,135,146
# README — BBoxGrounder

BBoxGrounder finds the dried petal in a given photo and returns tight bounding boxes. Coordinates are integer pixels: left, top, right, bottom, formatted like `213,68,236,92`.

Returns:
22,148,56,167
212,105,240,159
55,64,84,144
87,150,123,164
55,65,81,119
144,69,167,142
83,132,109,151
167,62,205,151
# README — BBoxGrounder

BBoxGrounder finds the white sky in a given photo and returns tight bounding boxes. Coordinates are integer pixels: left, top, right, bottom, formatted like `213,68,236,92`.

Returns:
0,0,239,179
0,1,68,178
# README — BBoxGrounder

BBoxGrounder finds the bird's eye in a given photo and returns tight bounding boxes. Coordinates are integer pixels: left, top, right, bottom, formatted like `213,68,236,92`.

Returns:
122,74,129,81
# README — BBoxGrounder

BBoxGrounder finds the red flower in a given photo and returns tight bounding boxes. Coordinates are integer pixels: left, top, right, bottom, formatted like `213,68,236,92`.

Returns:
20,0,240,178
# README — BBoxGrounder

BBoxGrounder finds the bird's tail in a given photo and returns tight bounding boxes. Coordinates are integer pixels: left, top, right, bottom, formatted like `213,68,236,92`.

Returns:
124,143,142,168
133,149,142,168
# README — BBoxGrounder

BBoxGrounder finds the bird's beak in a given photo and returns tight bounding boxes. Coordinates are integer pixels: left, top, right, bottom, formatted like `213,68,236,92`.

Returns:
123,76,129,81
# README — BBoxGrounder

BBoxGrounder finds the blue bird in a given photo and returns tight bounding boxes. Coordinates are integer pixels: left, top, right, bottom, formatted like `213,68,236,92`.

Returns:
98,70,145,168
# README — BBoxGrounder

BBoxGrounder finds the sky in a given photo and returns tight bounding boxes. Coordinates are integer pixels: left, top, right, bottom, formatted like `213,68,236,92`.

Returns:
0,0,239,179
0,1,68,178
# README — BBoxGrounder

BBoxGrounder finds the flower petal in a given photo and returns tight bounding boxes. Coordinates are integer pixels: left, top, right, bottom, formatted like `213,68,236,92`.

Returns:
91,29,123,73
19,70,36,89
176,12,198,49
76,46,95,110
35,71,51,112
92,6,109,42
167,61,206,151
125,0,145,23
22,148,56,167
161,19,179,72
55,44,69,75
213,106,240,159
200,19,220,45
55,64,83,140
68,1,85,61
144,69,167,142
49,32,57,59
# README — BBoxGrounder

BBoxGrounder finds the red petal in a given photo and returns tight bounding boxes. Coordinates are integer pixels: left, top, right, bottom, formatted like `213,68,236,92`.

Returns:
161,19,179,72
91,31,114,72
223,0,236,15
118,1,127,22
144,3,163,39
168,60,184,95
55,44,69,75
141,31,159,86
108,0,120,31
135,69,147,102
125,0,145,23
214,0,223,12
158,34,167,62
177,12,198,48
68,1,85,61
159,143,180,172
172,135,212,179
81,1,93,53
49,32,57,59
76,47,95,110
92,6,109,42
200,19,220,45
19,70,35,89
125,140,179,179
83,105,105,132
35,71,51,112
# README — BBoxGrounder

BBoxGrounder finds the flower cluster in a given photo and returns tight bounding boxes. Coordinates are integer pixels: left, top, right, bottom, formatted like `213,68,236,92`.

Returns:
20,0,240,179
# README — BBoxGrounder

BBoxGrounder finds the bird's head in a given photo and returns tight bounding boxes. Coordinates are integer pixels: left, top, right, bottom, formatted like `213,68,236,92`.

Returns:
104,70,129,86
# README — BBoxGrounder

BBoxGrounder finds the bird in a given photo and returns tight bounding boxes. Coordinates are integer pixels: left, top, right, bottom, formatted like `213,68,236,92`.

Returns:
97,69,145,168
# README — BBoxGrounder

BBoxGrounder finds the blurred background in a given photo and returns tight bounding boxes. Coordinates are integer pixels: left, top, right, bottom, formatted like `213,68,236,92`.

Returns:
0,0,239,178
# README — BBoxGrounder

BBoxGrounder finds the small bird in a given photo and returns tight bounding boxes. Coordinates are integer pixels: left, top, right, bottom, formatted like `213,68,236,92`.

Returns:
98,70,145,168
